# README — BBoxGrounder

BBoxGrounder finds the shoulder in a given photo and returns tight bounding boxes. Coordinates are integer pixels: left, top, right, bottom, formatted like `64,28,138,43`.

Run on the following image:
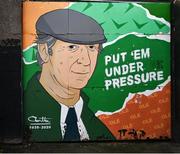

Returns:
80,91,116,140
24,73,43,108
24,73,59,113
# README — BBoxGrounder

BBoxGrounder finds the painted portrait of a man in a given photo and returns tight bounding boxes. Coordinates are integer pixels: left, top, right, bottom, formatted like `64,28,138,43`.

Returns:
23,2,171,142
24,9,115,141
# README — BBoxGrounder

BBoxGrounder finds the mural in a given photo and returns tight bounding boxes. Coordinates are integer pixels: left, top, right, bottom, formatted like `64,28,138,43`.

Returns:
23,2,171,141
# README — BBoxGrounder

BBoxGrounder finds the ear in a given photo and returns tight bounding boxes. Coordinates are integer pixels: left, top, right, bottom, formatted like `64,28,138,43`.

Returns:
38,43,50,63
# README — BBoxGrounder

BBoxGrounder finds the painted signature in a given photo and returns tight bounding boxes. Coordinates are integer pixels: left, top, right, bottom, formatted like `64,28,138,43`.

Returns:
28,116,51,123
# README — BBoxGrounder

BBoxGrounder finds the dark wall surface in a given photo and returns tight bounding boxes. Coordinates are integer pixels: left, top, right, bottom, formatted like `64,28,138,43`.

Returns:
0,0,22,143
173,0,180,142
0,0,180,152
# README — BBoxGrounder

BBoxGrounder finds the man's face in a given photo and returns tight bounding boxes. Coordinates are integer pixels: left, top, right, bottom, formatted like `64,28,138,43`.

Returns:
46,40,99,89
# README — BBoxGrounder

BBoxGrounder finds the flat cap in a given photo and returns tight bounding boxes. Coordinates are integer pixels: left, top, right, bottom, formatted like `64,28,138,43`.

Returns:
36,9,107,44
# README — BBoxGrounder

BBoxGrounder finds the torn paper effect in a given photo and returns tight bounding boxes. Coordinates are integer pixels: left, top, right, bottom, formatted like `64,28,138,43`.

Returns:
95,76,171,116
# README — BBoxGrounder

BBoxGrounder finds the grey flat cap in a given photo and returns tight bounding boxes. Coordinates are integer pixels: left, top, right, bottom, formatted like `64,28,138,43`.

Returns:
36,9,107,44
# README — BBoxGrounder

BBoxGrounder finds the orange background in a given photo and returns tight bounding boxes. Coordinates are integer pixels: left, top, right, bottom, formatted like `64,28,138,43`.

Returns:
98,83,171,140
23,2,69,49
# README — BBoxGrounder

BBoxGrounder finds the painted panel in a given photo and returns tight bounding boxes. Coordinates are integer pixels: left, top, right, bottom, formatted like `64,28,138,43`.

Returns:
23,1,171,141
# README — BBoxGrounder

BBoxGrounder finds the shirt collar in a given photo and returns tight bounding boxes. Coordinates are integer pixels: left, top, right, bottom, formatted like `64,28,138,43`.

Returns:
60,97,83,123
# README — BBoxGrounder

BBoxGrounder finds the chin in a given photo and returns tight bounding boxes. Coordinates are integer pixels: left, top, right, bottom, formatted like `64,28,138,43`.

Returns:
70,80,88,89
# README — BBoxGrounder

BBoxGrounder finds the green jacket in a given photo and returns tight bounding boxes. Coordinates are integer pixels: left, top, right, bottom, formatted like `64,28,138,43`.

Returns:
24,73,115,142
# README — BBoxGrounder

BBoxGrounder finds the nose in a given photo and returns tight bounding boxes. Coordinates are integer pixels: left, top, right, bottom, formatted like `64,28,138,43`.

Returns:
77,46,91,66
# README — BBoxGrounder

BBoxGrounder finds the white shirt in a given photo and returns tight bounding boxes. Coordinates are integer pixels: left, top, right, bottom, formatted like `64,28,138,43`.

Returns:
59,97,89,141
